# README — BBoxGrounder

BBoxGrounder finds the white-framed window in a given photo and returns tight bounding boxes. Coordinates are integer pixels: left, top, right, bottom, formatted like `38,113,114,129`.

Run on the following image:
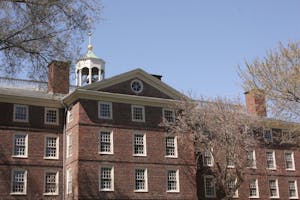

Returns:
13,134,28,158
131,105,145,122
98,101,113,119
204,175,216,198
13,104,28,122
249,178,259,198
134,168,148,192
133,133,146,156
44,136,59,159
227,177,238,198
264,129,273,143
166,170,180,192
99,166,114,191
44,108,59,125
282,129,292,142
44,171,59,195
285,151,295,170
66,168,72,194
66,133,73,158
67,108,73,123
165,136,178,158
163,108,175,123
203,149,213,167
99,130,113,154
227,156,235,168
266,150,276,170
247,150,257,169
269,179,279,198
289,180,298,199
11,169,27,195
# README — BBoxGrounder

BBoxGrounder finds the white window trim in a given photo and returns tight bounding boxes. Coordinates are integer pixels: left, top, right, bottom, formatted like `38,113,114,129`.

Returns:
269,178,280,199
67,108,73,123
162,108,175,122
44,108,59,125
13,104,29,122
166,169,180,193
249,178,260,198
131,105,145,122
99,129,114,155
227,178,238,198
43,171,59,195
98,101,113,119
99,166,114,191
10,169,27,195
289,180,299,199
285,151,295,171
264,129,273,143
227,156,235,168
165,136,178,158
247,150,257,169
66,168,72,194
12,133,28,158
44,135,59,160
203,149,214,167
134,168,148,192
133,133,147,157
266,150,276,170
204,175,216,198
66,133,73,158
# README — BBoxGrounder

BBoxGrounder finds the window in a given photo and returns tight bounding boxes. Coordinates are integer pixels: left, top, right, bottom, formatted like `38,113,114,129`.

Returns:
13,134,28,158
44,136,59,159
165,136,178,158
44,108,59,125
131,79,143,93
167,170,179,192
285,152,295,170
67,109,73,123
269,179,279,198
44,171,59,195
133,133,146,156
134,168,148,192
227,156,235,168
99,130,113,154
99,166,114,191
204,175,216,198
66,133,73,158
203,150,213,167
131,105,145,122
11,169,27,194
266,150,276,170
66,168,72,194
163,108,175,123
98,102,112,119
247,150,256,168
228,177,238,198
13,104,28,122
289,180,298,199
264,129,273,143
249,179,259,198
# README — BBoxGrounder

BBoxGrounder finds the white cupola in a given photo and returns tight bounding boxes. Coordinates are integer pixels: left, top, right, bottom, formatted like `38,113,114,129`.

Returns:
75,32,105,86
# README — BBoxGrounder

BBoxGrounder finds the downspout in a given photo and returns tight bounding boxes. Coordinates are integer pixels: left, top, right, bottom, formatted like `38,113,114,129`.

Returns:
61,100,68,200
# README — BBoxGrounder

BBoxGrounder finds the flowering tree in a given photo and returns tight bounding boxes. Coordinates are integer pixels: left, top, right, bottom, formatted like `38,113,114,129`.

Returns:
163,97,258,199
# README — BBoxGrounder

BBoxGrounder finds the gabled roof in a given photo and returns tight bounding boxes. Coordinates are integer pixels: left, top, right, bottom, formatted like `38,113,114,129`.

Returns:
81,68,185,100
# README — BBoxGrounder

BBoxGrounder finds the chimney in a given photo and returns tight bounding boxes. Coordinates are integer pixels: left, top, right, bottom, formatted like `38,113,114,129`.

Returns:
245,89,267,117
48,61,70,94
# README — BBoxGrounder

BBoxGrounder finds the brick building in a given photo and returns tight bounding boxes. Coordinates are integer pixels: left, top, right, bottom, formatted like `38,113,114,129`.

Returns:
0,39,197,199
0,37,299,200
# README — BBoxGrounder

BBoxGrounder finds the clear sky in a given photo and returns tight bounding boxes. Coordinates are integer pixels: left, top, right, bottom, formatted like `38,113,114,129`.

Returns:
83,0,300,99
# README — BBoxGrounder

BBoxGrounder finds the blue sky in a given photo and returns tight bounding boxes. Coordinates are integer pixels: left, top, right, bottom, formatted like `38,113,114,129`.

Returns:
83,0,300,99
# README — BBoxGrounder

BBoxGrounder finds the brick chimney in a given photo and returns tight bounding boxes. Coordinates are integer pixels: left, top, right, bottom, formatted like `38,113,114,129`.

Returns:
245,89,267,117
48,61,70,94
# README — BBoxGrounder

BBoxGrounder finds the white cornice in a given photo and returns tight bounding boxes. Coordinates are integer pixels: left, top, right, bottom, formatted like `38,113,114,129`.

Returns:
63,89,180,107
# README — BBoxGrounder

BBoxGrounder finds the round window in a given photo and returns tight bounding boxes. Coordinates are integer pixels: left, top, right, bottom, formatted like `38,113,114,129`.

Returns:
131,79,143,93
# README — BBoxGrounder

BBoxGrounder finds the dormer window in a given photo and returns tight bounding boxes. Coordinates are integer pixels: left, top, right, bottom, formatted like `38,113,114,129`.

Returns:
264,129,273,143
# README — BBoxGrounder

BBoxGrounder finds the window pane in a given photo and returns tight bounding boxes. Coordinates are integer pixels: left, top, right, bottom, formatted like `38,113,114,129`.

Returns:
134,134,144,155
12,170,26,193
